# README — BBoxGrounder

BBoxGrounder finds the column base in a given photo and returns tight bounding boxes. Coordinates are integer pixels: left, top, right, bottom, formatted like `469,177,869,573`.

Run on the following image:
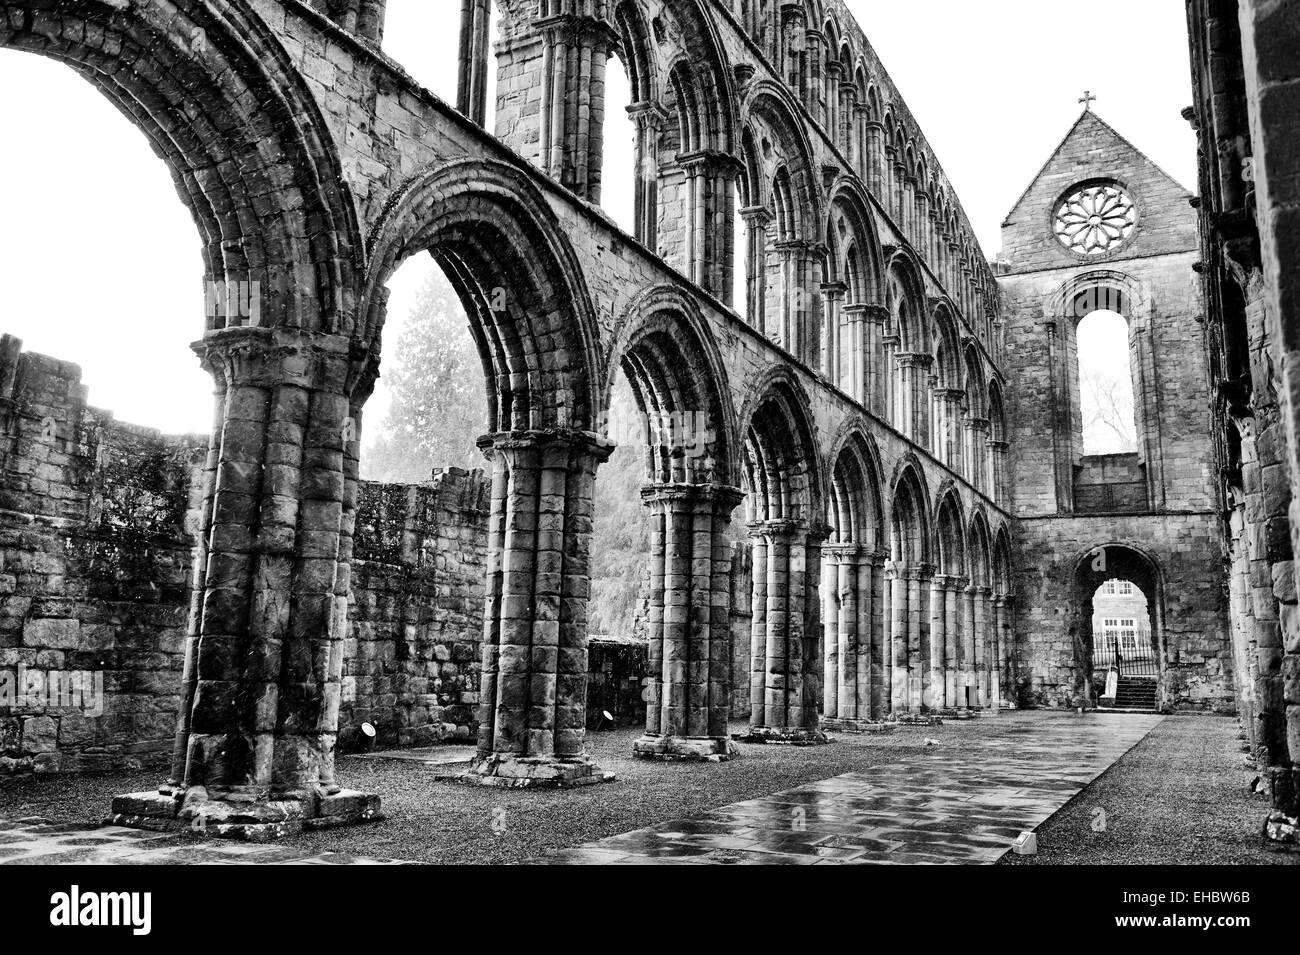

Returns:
891,710,950,725
107,786,383,842
632,733,737,761
462,753,615,788
818,717,897,734
1264,810,1299,846
732,726,831,746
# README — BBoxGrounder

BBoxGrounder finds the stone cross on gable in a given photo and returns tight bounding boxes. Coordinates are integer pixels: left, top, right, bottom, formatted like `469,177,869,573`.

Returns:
1079,90,1097,111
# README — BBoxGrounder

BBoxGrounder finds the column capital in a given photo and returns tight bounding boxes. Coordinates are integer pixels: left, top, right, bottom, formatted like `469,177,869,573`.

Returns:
903,562,935,580
676,149,743,177
989,439,1010,451
626,100,670,127
477,428,615,464
740,204,774,226
965,416,991,433
641,481,745,510
532,12,619,47
823,542,862,559
821,281,848,301
936,387,966,402
774,238,813,254
896,351,935,370
195,325,355,392
748,518,804,540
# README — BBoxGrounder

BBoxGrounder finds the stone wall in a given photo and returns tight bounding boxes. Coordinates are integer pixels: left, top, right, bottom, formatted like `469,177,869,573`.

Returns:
0,335,205,775
1015,514,1231,711
998,111,1232,713
0,339,501,773
341,469,491,750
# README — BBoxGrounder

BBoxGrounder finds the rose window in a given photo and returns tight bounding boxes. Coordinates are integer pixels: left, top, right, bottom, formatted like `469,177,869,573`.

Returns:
1053,182,1137,255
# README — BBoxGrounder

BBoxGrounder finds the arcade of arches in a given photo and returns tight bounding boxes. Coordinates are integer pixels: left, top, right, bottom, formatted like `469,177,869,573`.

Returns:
0,0,1295,847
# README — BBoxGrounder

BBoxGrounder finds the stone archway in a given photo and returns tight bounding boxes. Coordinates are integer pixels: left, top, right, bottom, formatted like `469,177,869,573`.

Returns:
1072,543,1165,709
358,159,609,788
738,374,827,743
605,287,742,761
0,0,388,837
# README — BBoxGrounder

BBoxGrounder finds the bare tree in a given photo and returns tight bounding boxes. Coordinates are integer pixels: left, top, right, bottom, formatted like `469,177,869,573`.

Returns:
1081,365,1138,454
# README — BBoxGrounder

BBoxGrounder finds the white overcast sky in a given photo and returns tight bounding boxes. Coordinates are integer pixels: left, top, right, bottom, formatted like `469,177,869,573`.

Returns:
0,1,1194,437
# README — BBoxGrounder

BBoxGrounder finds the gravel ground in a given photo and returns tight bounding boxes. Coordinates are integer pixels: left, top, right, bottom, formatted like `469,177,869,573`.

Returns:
1001,714,1296,866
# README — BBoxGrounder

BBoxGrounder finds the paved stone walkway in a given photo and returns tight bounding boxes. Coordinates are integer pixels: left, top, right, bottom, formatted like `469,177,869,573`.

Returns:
0,818,408,864
0,713,1161,865
532,712,1164,864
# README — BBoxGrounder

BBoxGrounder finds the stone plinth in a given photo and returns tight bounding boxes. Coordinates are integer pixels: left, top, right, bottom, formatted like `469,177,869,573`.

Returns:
461,753,614,788
107,787,383,842
632,733,736,762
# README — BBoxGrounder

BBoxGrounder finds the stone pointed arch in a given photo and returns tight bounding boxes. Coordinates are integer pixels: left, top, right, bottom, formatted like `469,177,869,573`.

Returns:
605,284,736,486
360,159,601,433
826,178,885,304
743,80,824,240
933,483,968,579
1,0,364,334
889,456,932,566
738,368,823,524
886,246,929,351
968,506,993,588
824,424,885,551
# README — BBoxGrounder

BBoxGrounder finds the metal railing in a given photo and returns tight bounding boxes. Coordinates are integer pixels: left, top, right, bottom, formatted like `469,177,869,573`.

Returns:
1093,635,1159,679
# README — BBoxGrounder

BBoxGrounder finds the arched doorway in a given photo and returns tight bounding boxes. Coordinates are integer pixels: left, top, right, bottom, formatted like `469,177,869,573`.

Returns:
1073,544,1164,710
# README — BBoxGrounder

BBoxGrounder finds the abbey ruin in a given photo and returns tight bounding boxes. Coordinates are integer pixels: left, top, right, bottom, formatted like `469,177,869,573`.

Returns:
0,0,1296,855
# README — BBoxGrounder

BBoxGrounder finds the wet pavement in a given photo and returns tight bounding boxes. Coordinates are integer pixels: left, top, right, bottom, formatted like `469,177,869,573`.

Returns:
532,712,1164,864
0,817,409,864
0,712,1162,865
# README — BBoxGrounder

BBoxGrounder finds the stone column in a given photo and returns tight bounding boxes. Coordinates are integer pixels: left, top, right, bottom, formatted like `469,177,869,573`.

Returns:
992,595,1007,710
821,281,846,385
852,103,869,173
468,428,615,786
680,151,740,304
822,547,841,717
889,560,909,713
839,82,857,155
882,330,900,428
865,121,885,199
961,582,978,711
990,438,1009,506
902,176,917,242
627,101,667,253
823,544,864,722
634,482,744,761
964,416,990,490
740,205,773,332
974,585,992,709
930,574,950,710
775,239,816,361
744,521,828,742
865,553,887,718
863,304,888,416
802,29,824,119
908,564,932,711
915,190,931,257
748,527,769,730
111,327,382,838
456,0,492,125
824,61,842,148
842,302,868,404
944,577,962,709
536,11,618,202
